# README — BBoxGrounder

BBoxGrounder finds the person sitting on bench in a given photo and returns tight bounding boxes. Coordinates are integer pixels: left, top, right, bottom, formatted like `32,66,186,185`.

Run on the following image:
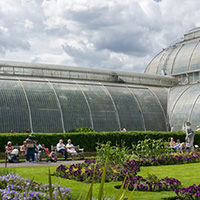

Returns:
66,139,77,160
5,141,19,163
56,139,68,161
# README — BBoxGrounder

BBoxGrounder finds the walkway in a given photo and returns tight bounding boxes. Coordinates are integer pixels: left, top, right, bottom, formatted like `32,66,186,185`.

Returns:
0,160,84,168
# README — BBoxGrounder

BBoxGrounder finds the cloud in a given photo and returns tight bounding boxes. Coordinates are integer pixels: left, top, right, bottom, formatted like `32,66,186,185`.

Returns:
0,0,199,73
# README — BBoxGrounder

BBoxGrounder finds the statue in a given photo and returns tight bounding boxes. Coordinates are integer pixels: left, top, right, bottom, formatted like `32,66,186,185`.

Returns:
182,121,195,153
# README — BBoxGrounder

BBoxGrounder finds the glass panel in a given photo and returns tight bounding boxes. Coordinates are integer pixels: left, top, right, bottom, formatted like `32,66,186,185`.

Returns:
173,42,197,74
0,80,30,132
168,85,192,118
22,81,62,133
80,84,119,131
149,87,168,115
145,52,163,74
106,86,143,131
132,88,166,131
170,84,200,130
164,46,182,75
53,83,91,131
190,42,200,71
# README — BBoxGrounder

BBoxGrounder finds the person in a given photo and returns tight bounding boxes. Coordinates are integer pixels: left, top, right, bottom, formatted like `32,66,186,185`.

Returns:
46,149,57,162
56,139,68,160
170,125,175,132
196,126,200,131
25,133,36,163
20,141,27,156
5,141,19,163
176,139,183,150
66,139,77,160
35,141,44,162
169,137,174,148
121,127,127,132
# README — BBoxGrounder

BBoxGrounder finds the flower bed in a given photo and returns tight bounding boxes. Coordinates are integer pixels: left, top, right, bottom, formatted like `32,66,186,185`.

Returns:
124,174,181,192
174,184,200,200
0,173,71,199
139,152,200,166
55,159,140,183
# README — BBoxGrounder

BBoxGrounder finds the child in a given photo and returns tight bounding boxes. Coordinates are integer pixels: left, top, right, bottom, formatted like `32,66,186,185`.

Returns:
46,149,57,162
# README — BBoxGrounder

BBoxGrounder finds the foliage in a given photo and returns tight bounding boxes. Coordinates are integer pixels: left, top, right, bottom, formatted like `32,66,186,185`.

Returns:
139,152,200,166
174,184,200,200
54,159,140,183
1,130,199,152
70,127,95,133
132,138,170,158
124,174,181,192
96,141,130,165
0,173,71,199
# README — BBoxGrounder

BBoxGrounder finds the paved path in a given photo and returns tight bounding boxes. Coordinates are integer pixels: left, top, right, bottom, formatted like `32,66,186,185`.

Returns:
0,160,84,168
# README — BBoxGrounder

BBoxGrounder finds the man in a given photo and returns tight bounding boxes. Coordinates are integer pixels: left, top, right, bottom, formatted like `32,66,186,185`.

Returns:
56,139,68,160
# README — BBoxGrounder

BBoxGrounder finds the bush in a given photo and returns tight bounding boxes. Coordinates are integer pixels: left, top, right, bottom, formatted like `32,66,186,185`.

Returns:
0,131,200,152
132,138,170,158
96,141,130,165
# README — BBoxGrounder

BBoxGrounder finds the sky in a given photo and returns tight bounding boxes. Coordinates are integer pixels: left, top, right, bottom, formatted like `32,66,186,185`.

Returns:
0,0,199,73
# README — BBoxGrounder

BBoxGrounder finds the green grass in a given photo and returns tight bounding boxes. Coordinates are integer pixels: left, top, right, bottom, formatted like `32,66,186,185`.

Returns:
7,162,200,200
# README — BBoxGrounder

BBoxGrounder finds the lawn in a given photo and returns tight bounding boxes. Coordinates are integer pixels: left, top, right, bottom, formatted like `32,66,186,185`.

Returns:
9,162,200,200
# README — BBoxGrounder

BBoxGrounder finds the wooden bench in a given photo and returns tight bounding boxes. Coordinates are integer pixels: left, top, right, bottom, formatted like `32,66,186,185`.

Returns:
51,145,84,160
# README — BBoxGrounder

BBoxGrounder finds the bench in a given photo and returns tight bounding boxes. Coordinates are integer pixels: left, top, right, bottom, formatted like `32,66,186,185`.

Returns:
51,145,84,160
5,144,47,164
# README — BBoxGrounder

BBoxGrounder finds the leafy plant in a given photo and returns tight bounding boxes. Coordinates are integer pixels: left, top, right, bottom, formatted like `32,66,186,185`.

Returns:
132,138,170,158
96,141,130,165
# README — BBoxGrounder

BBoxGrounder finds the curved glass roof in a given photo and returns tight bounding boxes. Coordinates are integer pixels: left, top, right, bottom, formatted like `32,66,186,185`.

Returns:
0,76,168,132
168,83,200,131
145,27,200,76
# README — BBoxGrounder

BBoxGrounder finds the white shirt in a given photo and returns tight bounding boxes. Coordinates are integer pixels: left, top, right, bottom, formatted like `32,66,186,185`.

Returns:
66,143,75,151
56,143,65,151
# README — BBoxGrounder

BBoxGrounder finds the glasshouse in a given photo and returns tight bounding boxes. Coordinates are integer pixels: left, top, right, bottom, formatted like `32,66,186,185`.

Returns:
1,28,200,132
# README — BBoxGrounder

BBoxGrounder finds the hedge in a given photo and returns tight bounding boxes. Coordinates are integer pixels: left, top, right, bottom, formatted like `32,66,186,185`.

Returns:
1,131,200,152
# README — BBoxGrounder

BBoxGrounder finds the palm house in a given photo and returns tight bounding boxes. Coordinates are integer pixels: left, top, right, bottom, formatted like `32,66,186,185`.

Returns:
1,28,200,132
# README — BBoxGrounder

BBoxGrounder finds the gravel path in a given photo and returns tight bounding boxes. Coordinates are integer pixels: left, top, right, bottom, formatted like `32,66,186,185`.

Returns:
0,160,84,168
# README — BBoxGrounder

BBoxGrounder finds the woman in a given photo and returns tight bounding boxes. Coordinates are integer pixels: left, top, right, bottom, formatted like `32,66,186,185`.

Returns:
5,141,19,163
35,141,44,162
66,139,77,160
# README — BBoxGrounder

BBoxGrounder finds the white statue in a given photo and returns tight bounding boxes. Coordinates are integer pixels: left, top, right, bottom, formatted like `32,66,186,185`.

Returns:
183,121,195,153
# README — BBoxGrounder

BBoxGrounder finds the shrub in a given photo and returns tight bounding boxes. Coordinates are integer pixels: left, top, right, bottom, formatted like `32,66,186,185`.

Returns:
0,130,200,152
132,138,170,158
96,141,130,165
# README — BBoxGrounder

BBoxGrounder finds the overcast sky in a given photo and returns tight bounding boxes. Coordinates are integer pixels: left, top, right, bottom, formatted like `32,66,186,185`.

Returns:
0,0,199,73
